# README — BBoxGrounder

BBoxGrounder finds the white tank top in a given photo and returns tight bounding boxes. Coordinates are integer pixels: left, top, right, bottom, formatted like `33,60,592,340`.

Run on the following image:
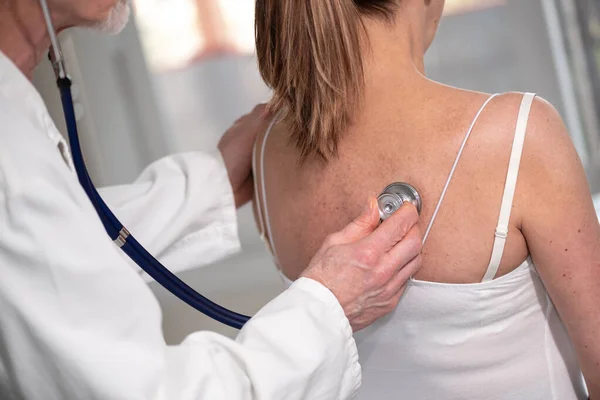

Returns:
253,93,588,399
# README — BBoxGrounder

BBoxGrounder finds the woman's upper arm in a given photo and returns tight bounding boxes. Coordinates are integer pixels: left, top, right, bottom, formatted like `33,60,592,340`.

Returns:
520,97,600,393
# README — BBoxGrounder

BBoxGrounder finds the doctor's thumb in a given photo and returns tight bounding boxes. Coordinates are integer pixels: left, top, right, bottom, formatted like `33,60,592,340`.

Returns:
336,198,380,243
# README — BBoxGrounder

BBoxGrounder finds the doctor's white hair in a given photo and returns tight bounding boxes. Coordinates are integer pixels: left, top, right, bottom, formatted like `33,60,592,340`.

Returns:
94,0,131,35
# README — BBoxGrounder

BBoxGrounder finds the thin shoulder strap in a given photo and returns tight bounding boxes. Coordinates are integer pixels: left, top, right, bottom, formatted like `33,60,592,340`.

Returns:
252,128,267,242
422,93,499,245
482,93,536,282
253,111,282,263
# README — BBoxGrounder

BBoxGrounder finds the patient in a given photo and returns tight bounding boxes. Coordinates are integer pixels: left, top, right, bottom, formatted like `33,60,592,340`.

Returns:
251,0,600,398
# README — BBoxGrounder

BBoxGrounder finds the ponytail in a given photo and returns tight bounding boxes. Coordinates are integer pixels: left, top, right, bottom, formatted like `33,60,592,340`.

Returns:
255,0,396,162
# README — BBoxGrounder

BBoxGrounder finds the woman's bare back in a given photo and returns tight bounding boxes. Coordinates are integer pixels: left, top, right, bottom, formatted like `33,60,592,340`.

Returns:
253,86,531,283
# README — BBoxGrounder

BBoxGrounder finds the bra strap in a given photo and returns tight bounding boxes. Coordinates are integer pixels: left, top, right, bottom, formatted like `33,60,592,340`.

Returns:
423,93,499,245
482,93,536,282
252,128,267,242
253,111,283,265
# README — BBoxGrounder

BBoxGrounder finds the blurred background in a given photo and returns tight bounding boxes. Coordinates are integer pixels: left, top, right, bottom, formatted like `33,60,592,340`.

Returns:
33,0,600,341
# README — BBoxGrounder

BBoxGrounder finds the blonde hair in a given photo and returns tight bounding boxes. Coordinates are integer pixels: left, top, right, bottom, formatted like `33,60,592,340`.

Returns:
255,0,396,161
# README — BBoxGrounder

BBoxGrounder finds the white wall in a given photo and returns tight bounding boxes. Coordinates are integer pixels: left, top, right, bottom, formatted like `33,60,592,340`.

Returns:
151,55,271,151
426,0,566,112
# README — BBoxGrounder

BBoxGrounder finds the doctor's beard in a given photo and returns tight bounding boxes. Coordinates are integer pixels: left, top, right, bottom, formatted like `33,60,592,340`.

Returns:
94,0,131,35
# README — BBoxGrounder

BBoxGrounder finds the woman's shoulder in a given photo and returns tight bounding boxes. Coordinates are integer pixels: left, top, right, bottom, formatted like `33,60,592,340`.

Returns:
484,91,564,134
460,90,570,159
440,88,558,121
436,88,581,223
488,92,576,174
488,92,586,226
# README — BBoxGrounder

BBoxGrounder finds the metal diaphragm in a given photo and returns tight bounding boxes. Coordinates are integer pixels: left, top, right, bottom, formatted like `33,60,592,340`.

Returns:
377,183,422,221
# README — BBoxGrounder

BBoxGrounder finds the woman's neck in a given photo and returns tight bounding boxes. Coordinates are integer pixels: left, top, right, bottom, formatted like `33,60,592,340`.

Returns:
361,17,431,106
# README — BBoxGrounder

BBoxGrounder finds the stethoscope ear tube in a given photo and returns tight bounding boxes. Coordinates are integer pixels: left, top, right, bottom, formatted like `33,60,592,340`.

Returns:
58,76,251,329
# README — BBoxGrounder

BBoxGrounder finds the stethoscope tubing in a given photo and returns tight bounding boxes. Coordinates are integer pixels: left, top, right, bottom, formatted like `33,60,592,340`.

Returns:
57,77,250,329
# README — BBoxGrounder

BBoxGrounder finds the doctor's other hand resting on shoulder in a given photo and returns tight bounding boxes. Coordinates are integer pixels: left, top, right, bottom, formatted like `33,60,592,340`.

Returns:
0,0,422,400
218,104,270,208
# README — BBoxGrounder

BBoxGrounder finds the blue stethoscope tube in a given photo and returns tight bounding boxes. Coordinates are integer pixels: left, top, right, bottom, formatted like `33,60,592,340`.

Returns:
56,76,251,330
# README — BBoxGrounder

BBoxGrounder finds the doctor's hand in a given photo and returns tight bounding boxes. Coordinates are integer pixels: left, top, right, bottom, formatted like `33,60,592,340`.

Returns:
301,199,422,332
219,104,270,208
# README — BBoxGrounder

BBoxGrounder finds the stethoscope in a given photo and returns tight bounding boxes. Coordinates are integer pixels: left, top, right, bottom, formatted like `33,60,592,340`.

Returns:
39,0,422,330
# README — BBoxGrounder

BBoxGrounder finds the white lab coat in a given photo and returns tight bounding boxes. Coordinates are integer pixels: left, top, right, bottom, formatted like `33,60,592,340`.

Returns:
0,51,360,399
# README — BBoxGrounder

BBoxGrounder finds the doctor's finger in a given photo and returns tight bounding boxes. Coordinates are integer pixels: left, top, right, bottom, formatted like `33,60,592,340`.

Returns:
232,104,268,125
363,203,419,255
253,103,270,118
233,176,254,208
382,253,422,298
381,224,422,274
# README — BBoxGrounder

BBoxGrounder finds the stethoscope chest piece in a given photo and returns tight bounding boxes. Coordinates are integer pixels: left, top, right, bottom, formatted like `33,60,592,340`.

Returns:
377,182,422,221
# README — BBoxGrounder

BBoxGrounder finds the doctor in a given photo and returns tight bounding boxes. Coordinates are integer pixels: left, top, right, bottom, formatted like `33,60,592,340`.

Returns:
0,0,422,399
